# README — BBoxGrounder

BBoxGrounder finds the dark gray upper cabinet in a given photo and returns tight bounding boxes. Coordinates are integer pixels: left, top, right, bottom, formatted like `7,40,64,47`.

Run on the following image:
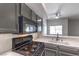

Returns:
32,11,36,22
37,16,43,32
21,4,32,19
0,3,19,33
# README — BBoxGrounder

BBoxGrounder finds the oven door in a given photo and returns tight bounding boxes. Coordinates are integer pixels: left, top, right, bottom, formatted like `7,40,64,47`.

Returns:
12,35,33,50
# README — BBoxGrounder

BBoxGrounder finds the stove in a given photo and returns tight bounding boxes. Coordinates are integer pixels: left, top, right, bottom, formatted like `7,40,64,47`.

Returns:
12,35,45,56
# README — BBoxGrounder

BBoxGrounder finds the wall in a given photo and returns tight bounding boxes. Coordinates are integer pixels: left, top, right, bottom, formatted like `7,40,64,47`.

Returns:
68,20,79,36
0,34,12,54
42,19,47,35
47,18,68,36
42,18,79,36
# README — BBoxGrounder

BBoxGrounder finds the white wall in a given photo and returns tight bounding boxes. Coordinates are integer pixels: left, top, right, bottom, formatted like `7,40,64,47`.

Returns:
0,34,12,54
42,19,47,35
47,18,68,36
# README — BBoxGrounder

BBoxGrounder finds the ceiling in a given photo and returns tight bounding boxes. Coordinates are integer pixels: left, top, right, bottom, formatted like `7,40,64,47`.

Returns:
26,3,79,20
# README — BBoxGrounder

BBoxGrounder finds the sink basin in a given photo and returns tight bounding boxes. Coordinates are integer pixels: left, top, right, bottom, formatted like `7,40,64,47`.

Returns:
49,39,69,45
60,41,69,45
49,39,57,43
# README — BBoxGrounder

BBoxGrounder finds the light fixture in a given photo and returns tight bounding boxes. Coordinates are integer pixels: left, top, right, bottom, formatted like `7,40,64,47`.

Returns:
55,16,59,19
55,12,60,19
37,19,41,22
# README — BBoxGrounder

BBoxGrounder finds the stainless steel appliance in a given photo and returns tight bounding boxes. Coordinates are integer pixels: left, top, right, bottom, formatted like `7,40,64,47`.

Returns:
12,35,45,56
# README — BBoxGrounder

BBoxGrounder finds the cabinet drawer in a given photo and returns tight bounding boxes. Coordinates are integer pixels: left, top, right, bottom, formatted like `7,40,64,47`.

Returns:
59,45,79,55
44,43,57,50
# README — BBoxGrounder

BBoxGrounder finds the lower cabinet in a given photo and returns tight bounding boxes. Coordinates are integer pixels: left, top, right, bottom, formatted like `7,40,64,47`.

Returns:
59,45,79,56
59,51,76,56
44,43,58,56
34,43,45,56
41,50,45,56
44,43,57,50
44,43,79,56
44,48,57,56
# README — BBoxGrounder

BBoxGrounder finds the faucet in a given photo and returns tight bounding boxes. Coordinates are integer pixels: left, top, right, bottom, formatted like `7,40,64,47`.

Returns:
56,33,59,41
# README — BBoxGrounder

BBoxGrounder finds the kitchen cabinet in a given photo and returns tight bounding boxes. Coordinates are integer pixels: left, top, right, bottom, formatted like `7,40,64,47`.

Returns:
32,14,43,32
36,16,43,32
20,4,38,33
21,4,32,19
0,3,19,33
34,43,45,56
20,3,43,33
41,50,45,56
59,45,79,56
44,43,58,56
32,11,36,22
44,43,79,56
0,3,42,33
19,16,37,33
44,48,57,56
59,51,75,56
44,43,58,50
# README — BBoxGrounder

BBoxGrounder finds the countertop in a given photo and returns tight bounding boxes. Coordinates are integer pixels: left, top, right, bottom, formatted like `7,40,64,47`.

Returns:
33,36,79,48
1,33,79,56
14,34,79,48
12,33,79,48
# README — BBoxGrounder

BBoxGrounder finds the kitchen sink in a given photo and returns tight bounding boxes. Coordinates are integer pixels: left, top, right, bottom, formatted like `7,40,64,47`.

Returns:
49,39,69,45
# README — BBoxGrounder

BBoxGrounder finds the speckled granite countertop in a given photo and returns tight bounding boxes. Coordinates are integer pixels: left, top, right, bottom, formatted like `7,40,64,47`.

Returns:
33,36,79,48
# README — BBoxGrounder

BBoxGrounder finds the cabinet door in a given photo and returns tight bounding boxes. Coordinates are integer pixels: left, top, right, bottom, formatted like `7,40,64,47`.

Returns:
0,3,18,33
59,45,79,55
59,51,76,56
41,50,45,56
21,4,31,19
37,16,43,32
45,48,56,56
44,43,58,50
32,11,36,22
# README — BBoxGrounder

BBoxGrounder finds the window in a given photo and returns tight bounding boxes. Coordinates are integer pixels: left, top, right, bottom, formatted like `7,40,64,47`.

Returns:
49,25,62,35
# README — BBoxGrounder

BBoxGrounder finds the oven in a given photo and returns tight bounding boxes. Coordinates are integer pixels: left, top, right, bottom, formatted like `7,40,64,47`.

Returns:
12,35,45,56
